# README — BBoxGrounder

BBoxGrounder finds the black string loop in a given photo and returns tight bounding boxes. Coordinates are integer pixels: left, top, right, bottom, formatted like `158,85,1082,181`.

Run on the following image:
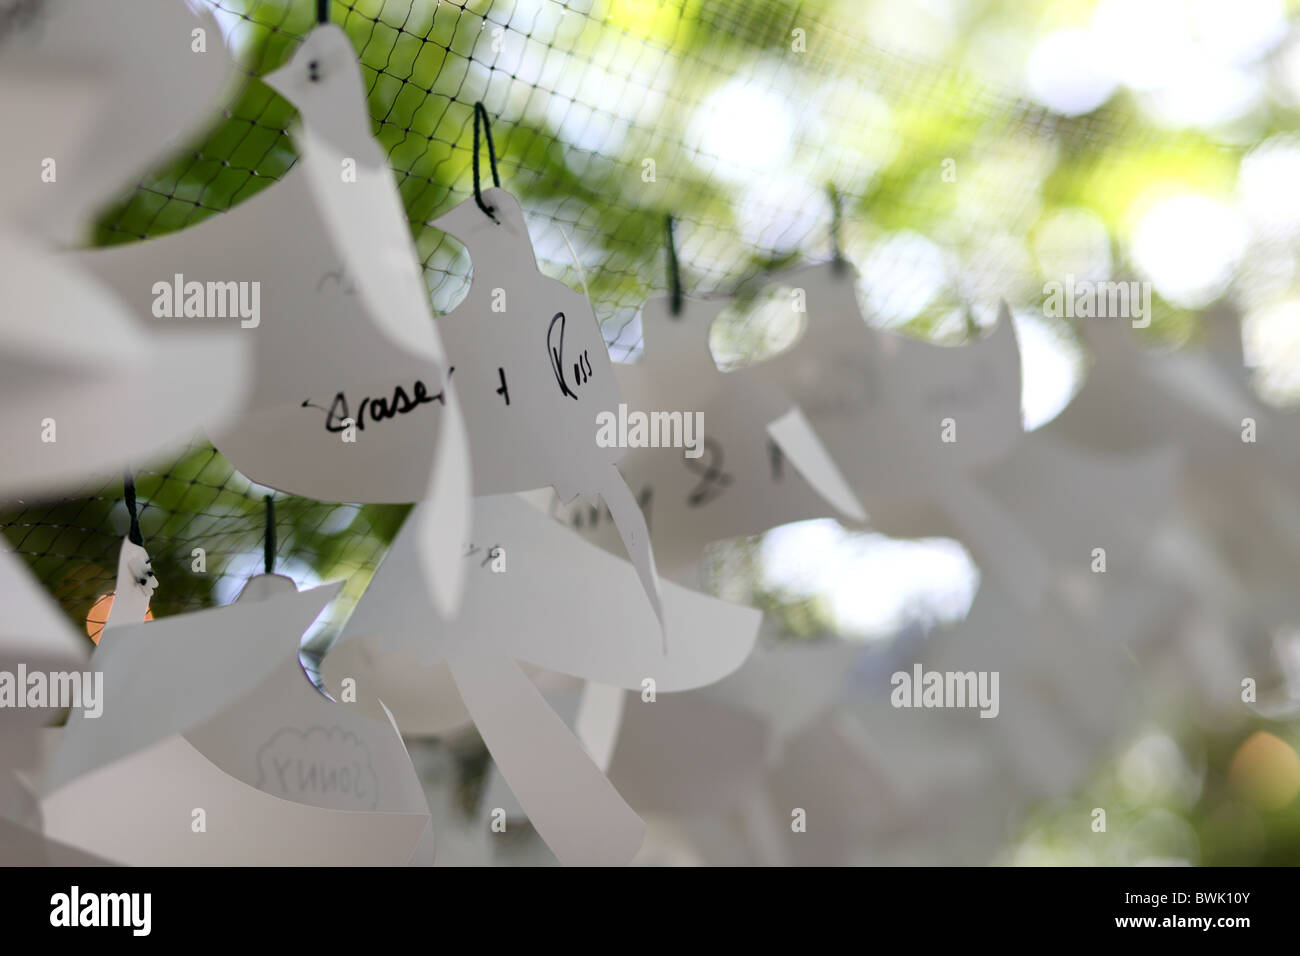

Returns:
472,102,502,223
263,495,276,575
665,213,682,317
123,471,143,547
829,183,846,276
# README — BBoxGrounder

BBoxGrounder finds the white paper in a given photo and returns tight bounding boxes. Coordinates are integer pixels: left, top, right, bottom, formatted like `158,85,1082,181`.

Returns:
573,680,627,774
0,548,87,676
430,187,663,625
1058,319,1300,491
318,637,473,736
977,433,1181,575
260,28,446,366
601,636,864,816
184,574,432,845
0,0,235,243
0,549,86,858
549,294,862,574
0,553,93,859
450,653,645,866
102,537,156,632
73,26,470,613
0,62,103,224
42,734,428,866
45,581,343,793
345,495,758,690
480,680,625,821
731,261,1043,607
0,230,249,501
324,493,760,864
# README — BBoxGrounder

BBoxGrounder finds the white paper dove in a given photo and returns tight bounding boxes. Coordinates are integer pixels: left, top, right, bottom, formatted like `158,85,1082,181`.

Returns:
1048,316,1300,631
429,185,663,626
1055,318,1300,487
0,0,235,241
45,580,344,794
0,548,87,679
318,640,585,739
75,25,470,615
0,550,92,860
883,431,1183,583
101,536,156,633
0,229,248,501
322,493,760,865
604,636,865,818
42,733,429,866
548,294,863,576
184,572,435,863
836,575,1181,837
728,261,1046,608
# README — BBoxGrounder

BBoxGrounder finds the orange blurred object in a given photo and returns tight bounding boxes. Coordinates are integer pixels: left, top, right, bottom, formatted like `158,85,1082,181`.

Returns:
85,592,153,644
1228,731,1300,811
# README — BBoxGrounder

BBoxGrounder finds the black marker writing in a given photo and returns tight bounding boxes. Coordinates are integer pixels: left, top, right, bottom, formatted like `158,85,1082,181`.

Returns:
317,267,357,296
570,486,652,530
686,437,731,507
303,378,445,433
548,311,592,400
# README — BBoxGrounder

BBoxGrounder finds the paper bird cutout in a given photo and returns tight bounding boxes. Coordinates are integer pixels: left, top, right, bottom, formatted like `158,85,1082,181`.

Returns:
0,229,249,501
0,549,87,679
430,186,664,626
322,493,760,865
0,550,92,859
42,734,428,866
101,536,156,633
45,580,343,794
548,294,864,576
728,261,1047,608
184,572,434,862
75,25,470,615
0,0,234,242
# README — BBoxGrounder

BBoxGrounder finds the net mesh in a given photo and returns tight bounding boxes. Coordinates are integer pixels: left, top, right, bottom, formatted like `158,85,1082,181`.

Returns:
2,0,1227,634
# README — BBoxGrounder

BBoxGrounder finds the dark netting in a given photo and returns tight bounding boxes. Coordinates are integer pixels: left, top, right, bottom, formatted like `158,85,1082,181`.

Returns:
1,0,1223,633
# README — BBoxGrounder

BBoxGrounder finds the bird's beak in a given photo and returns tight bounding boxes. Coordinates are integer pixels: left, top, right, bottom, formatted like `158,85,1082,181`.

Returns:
428,203,464,235
260,61,292,99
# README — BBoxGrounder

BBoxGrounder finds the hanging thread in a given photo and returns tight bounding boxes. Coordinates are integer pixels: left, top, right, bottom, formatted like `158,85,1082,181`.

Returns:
665,213,683,317
263,495,276,575
829,183,846,276
316,0,329,24
123,470,143,547
472,102,502,223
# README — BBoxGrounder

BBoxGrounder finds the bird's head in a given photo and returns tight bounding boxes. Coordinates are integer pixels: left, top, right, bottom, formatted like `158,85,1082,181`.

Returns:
262,25,379,161
429,187,530,262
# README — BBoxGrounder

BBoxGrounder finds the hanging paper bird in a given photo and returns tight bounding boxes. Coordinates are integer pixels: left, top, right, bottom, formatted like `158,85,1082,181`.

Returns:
551,292,864,578
75,24,471,617
728,260,1048,609
0,0,234,243
321,493,760,866
429,178,665,627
